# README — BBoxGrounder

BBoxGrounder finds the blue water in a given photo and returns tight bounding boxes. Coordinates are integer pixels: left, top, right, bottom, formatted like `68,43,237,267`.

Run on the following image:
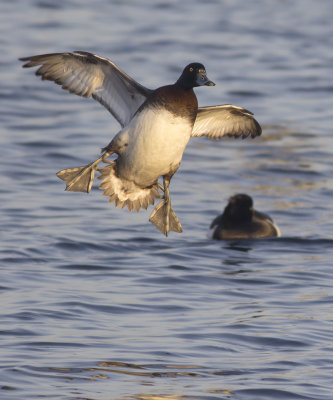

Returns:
1,0,333,399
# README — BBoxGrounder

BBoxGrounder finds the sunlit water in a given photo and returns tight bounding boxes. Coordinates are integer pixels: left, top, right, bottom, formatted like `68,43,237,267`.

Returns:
1,0,333,399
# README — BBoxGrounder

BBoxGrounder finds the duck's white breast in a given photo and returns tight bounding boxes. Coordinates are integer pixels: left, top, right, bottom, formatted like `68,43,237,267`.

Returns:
116,108,193,187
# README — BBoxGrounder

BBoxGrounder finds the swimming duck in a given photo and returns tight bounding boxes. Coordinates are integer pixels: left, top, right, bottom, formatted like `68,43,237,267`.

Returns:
20,51,262,236
210,194,281,240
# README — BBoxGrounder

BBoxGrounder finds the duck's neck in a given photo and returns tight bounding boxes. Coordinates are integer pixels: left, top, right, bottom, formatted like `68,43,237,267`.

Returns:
175,80,195,91
150,85,198,122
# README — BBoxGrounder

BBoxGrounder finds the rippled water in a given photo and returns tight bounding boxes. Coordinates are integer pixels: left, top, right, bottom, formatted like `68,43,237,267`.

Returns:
1,0,333,399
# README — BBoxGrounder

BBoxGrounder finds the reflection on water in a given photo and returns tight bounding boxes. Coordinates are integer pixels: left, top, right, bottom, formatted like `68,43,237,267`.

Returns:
131,396,186,400
129,396,186,400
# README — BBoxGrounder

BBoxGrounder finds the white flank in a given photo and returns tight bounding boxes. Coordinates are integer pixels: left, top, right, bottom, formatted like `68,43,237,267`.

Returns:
271,220,281,237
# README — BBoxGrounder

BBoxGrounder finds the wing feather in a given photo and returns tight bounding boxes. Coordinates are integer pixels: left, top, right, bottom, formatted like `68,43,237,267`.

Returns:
191,105,262,139
20,51,152,127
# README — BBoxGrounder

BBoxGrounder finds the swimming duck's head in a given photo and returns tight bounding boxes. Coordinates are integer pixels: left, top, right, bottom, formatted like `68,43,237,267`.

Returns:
224,194,254,222
177,63,215,89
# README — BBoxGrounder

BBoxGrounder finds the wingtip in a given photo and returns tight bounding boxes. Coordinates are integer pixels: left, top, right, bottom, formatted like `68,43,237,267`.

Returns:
19,56,30,67
254,120,263,138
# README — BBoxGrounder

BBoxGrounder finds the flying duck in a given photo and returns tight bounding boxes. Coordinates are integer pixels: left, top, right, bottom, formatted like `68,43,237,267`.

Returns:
20,51,262,236
210,194,281,240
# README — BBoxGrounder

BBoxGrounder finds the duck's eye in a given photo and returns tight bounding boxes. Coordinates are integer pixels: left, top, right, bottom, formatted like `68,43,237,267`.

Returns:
189,67,194,72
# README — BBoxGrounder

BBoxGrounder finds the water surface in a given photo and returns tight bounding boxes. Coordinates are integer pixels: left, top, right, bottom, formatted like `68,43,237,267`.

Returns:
1,1,333,399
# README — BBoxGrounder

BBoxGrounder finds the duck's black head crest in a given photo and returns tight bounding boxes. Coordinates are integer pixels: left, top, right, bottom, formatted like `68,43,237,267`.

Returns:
176,63,215,89
223,194,254,223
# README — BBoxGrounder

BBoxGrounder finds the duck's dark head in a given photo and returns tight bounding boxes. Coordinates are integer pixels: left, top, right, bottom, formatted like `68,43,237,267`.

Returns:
223,194,254,223
176,63,215,89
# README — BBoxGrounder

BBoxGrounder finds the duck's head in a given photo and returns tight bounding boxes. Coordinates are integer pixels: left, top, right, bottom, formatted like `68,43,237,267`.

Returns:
176,63,215,89
223,194,254,222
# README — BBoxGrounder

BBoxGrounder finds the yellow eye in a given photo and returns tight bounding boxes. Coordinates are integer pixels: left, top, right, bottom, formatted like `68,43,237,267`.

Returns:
189,67,194,72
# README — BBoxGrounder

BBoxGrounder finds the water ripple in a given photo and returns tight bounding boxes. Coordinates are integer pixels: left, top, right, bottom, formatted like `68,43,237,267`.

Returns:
2,0,333,399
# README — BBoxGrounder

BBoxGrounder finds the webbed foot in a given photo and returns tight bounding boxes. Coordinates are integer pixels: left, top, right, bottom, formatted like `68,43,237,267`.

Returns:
56,152,112,193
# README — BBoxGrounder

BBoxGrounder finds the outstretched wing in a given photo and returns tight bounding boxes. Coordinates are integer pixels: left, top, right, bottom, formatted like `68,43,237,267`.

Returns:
20,51,152,127
191,105,262,139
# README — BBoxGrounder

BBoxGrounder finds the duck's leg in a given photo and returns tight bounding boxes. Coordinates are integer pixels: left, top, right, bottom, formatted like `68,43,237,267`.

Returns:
56,151,113,193
149,176,182,236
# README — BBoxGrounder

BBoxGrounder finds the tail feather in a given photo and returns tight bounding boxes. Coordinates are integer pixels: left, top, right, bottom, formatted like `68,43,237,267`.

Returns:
126,199,134,212
133,198,141,212
98,164,162,211
108,193,117,203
